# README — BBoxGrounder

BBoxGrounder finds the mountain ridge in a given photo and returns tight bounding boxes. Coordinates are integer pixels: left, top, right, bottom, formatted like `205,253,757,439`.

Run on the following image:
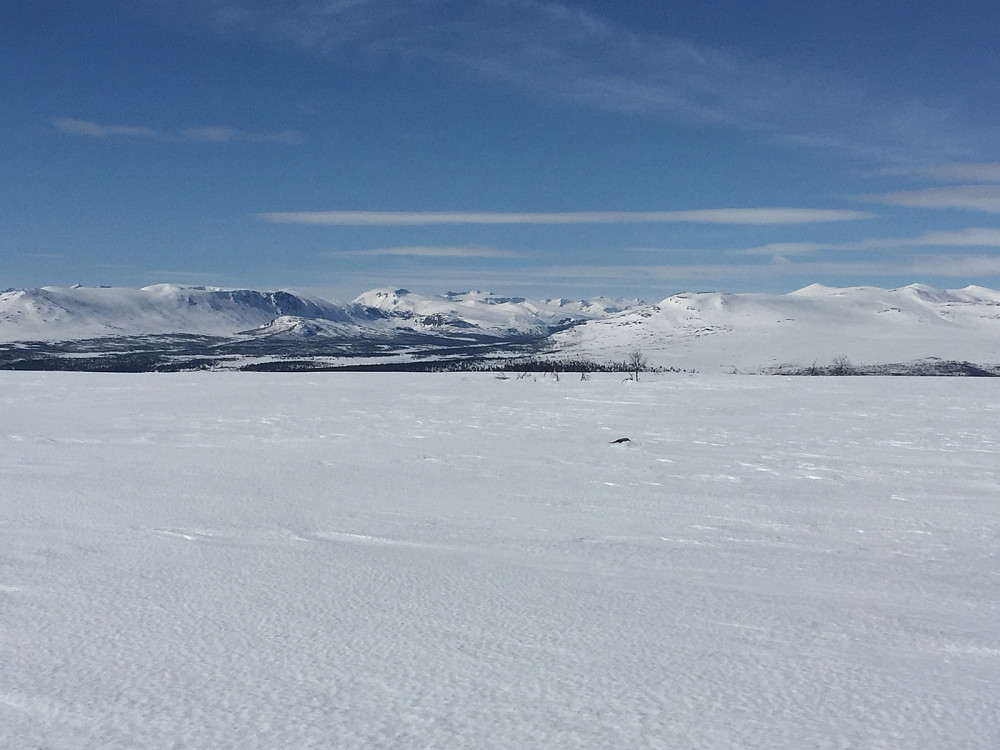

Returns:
2,283,999,372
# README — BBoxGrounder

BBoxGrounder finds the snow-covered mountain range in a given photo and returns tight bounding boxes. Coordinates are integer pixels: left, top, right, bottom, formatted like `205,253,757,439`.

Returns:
1,282,999,372
0,284,630,341
550,283,1000,373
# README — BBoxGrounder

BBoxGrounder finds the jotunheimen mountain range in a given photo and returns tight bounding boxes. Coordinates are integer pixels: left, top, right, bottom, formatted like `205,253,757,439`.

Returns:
1,282,999,373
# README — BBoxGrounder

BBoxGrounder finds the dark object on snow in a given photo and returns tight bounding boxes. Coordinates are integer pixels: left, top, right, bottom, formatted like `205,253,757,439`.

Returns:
610,437,631,444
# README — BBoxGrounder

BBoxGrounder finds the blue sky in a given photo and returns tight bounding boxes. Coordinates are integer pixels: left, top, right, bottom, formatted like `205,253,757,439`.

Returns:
3,0,1000,302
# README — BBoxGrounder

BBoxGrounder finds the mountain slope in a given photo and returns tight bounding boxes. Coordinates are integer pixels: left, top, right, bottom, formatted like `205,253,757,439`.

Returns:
0,284,632,343
0,284,356,340
547,284,1000,372
2,282,999,372
351,288,637,337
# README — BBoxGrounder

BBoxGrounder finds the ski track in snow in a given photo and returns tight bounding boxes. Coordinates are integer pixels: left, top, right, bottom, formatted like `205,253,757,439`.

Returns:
1,372,999,748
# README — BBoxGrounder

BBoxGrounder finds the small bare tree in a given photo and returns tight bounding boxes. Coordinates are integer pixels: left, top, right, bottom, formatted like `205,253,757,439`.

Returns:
830,354,854,376
626,348,648,381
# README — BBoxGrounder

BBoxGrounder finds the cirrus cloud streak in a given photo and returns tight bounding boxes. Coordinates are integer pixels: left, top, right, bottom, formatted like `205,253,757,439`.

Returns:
862,185,1000,213
174,0,991,163
878,162,1000,182
52,117,303,144
260,208,874,226
729,227,1000,256
522,255,1000,284
332,245,521,258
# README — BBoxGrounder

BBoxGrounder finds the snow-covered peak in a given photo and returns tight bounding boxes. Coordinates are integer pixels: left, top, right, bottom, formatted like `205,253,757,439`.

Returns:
550,283,1000,373
542,296,643,315
4,282,1000,373
958,284,999,298
352,288,413,309
788,282,837,296
243,315,373,339
350,287,638,335
0,285,355,341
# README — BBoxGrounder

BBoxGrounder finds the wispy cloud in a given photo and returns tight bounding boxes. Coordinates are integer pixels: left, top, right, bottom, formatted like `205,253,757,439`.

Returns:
52,117,303,144
878,162,1000,182
730,228,1000,256
260,208,874,226
896,227,1000,246
523,255,1000,285
166,0,990,163
181,126,302,144
861,185,1000,213
300,253,1000,301
332,245,521,258
53,118,161,139
907,254,1000,276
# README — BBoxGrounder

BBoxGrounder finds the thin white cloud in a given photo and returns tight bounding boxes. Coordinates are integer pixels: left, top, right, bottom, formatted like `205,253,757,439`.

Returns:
878,162,1000,182
298,253,1000,301
53,118,161,139
523,255,1000,284
332,245,521,258
182,126,303,144
862,185,1000,213
52,117,303,144
259,208,874,226
730,228,1000,256
11,252,67,259
901,227,1000,246
908,254,1000,276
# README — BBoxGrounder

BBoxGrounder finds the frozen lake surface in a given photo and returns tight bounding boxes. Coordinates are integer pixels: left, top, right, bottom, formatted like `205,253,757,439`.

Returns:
2,372,999,748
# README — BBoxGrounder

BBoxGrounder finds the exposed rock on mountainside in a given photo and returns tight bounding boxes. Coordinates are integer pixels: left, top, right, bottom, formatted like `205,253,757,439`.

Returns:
2,283,999,372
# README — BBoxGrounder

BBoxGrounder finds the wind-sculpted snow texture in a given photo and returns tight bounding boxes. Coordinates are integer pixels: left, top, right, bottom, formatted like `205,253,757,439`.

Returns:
2,372,999,748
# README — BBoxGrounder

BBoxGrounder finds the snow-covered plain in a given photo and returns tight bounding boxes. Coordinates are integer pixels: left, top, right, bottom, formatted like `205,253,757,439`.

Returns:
2,372,999,748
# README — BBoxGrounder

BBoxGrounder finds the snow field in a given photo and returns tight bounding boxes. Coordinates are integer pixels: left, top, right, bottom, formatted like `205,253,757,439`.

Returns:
1,372,999,748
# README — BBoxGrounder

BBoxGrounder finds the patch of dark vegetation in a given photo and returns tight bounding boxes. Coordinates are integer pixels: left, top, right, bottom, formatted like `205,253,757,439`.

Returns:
0,335,232,372
0,351,226,372
2,336,995,376
767,358,1000,377
238,355,692,374
426,357,687,375
0,334,552,372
